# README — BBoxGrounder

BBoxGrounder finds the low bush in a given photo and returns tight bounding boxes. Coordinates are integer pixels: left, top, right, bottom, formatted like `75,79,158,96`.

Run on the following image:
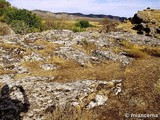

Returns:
10,20,29,34
75,20,90,28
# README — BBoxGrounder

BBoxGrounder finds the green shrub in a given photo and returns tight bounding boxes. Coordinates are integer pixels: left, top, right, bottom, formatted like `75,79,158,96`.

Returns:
0,0,10,16
0,0,43,34
4,8,42,30
75,20,90,28
10,20,29,34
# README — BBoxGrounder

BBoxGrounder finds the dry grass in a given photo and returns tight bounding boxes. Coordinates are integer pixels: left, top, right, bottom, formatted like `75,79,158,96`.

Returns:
13,73,29,80
5,53,160,119
142,46,160,57
138,9,160,25
34,39,63,56
0,69,16,75
42,17,75,30
0,43,21,49
21,56,124,82
72,40,97,54
38,56,160,120
45,104,98,120
120,40,148,58
112,47,122,54
116,20,137,34
96,57,160,120
120,40,160,58
100,18,120,33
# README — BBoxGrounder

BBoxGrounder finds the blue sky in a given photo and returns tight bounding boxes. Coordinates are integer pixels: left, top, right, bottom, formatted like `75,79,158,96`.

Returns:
7,0,160,17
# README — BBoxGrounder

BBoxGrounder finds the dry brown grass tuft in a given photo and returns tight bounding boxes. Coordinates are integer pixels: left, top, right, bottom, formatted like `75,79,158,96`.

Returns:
0,43,21,49
120,40,160,58
45,104,98,120
116,20,137,33
73,40,96,54
34,39,63,56
0,69,16,75
142,46,160,57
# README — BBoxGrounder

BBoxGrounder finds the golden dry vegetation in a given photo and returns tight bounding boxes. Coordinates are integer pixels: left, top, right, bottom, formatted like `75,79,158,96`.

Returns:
138,9,160,25
20,57,123,82
116,20,137,34
120,40,160,58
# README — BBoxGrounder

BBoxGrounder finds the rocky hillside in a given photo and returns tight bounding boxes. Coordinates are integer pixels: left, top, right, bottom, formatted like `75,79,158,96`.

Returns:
131,9,160,38
0,29,160,119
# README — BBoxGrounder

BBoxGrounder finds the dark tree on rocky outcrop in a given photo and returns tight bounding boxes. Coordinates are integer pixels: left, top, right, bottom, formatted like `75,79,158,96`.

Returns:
0,84,30,120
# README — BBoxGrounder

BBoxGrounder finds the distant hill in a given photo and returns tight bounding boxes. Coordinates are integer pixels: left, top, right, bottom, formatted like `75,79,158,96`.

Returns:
32,10,127,21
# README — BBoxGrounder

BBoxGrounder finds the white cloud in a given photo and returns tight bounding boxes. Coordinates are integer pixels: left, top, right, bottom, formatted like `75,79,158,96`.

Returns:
7,0,160,17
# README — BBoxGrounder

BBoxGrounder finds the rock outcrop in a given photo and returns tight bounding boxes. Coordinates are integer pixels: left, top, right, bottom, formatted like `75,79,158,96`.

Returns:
131,9,160,37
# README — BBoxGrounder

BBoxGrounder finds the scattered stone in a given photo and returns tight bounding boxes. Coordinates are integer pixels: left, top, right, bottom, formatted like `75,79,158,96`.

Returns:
41,64,58,71
13,66,28,74
23,52,45,61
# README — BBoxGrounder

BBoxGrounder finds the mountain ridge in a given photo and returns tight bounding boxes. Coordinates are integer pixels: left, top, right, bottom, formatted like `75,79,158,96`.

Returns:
32,9,127,21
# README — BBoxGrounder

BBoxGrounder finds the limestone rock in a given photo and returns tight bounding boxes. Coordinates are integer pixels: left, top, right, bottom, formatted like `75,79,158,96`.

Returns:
92,50,132,64
55,47,91,65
